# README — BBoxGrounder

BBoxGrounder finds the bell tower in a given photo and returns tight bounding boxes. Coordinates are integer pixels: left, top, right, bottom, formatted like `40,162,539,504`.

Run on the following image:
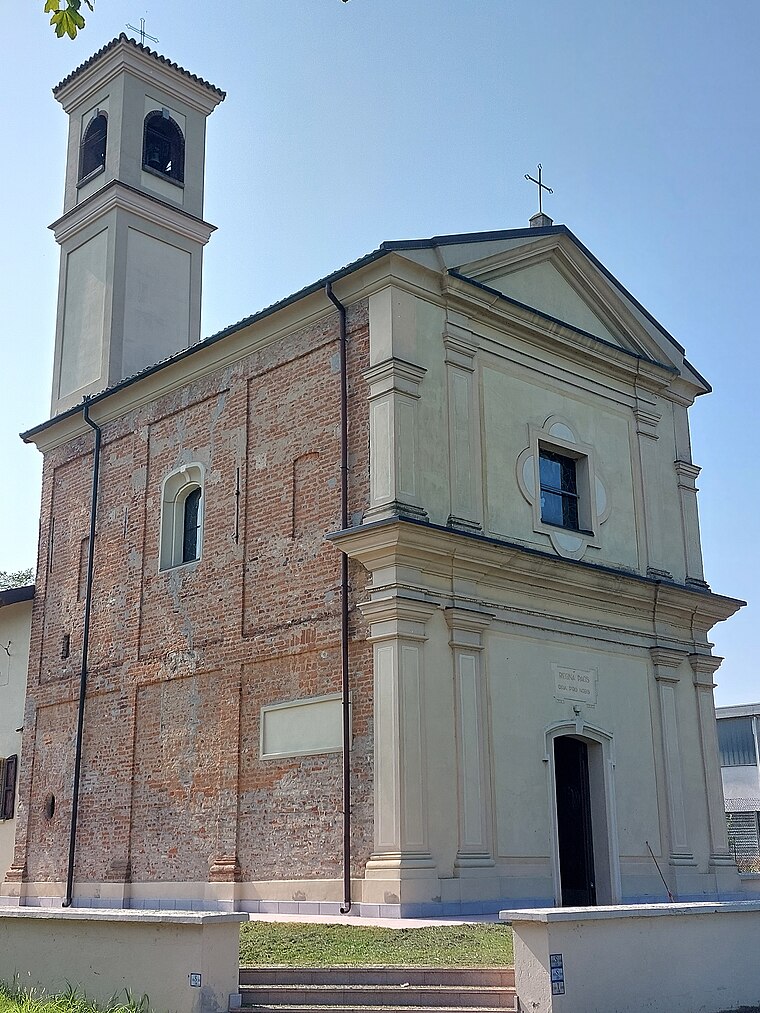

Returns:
49,35,225,416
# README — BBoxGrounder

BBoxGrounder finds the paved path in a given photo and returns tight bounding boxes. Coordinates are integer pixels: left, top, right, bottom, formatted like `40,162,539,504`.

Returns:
246,911,501,928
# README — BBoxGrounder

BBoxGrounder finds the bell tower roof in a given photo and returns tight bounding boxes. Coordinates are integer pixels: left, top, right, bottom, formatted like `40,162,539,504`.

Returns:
53,33,225,110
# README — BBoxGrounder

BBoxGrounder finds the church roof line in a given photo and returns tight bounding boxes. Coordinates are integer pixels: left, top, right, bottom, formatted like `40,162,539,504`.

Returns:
379,224,709,392
52,33,226,99
0,584,34,609
21,225,704,441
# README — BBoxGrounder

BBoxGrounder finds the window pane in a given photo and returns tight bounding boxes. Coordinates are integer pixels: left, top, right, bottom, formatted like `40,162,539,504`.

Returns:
562,493,579,530
539,449,580,530
541,490,565,527
718,717,756,766
182,487,201,563
559,457,577,495
540,453,562,492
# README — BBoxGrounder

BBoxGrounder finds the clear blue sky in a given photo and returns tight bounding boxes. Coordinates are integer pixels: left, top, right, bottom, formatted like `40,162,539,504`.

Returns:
1,1,757,704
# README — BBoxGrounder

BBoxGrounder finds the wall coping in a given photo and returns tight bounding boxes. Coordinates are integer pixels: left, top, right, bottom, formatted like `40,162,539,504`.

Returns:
0,906,246,925
499,900,760,923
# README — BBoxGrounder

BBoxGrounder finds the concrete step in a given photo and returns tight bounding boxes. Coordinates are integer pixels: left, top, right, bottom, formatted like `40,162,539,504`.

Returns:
238,984,515,1009
237,1007,516,1013
239,969,515,988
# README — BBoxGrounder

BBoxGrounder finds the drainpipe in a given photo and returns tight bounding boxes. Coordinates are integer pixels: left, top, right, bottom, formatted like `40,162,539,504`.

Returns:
63,400,102,907
325,282,352,914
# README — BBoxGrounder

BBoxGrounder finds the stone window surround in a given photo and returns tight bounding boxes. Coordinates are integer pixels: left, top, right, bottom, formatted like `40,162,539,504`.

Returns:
159,462,205,571
517,415,609,561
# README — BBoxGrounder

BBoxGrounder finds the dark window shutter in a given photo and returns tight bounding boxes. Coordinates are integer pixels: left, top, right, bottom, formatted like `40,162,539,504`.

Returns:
2,754,18,820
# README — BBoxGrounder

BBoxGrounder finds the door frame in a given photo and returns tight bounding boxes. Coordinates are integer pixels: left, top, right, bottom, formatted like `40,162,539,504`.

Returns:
544,720,622,905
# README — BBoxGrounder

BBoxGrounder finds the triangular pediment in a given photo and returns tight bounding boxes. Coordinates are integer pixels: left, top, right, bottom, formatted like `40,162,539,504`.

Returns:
443,232,691,376
478,258,622,347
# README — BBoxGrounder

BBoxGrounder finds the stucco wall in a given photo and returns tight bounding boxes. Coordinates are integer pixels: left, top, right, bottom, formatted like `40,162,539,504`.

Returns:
0,909,244,1013
0,597,32,885
504,902,760,1013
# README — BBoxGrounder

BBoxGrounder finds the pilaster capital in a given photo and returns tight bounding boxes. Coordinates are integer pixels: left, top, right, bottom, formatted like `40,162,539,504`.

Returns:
689,652,723,688
650,646,688,683
674,459,701,489
363,357,427,399
443,326,480,370
358,594,439,643
444,605,494,650
634,405,661,440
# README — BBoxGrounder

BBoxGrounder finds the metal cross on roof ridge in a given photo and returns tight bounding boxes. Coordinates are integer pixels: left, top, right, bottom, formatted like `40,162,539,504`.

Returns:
126,17,159,46
524,163,554,215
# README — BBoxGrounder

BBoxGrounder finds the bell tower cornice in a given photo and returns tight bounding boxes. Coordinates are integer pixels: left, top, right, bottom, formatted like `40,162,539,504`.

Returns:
53,34,225,116
49,179,216,247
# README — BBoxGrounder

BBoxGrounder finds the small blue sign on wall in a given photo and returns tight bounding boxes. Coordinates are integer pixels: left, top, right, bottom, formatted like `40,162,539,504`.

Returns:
189,973,202,988
550,953,565,995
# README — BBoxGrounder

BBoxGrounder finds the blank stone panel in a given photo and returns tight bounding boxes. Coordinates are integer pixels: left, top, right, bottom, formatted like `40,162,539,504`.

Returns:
260,694,343,759
59,230,108,397
123,229,191,378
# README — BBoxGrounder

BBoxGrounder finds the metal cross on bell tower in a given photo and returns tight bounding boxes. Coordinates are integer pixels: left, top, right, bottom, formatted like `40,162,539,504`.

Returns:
126,17,159,46
524,163,554,215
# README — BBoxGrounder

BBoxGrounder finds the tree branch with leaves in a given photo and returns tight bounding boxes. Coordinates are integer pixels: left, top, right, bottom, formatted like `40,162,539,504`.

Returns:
44,0,93,40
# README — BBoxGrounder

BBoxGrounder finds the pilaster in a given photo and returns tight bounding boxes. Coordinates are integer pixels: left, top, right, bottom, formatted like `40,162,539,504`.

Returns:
443,326,483,532
359,595,439,903
689,653,734,869
363,358,428,523
444,606,494,872
650,648,694,866
632,390,669,578
675,461,709,588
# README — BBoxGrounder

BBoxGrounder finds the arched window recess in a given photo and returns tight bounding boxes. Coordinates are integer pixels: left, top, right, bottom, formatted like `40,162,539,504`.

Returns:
159,464,204,570
142,109,185,185
78,111,107,184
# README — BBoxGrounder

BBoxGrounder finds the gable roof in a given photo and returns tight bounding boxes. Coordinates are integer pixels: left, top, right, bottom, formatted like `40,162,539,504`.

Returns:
21,224,707,442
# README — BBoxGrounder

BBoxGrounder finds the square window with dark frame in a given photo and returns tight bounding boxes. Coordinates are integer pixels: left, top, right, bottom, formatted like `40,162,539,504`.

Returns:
539,449,579,530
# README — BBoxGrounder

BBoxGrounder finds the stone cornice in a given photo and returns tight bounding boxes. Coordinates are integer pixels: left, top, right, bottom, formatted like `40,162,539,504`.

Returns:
329,519,744,638
49,180,216,247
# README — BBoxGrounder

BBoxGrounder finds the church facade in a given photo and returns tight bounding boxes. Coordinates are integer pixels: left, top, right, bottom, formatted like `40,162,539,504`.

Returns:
1,37,745,915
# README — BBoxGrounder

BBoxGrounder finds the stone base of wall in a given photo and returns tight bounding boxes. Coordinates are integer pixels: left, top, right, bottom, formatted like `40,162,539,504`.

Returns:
1,868,756,919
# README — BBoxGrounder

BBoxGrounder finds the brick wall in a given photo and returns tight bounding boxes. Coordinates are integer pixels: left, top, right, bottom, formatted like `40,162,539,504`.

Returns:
10,300,373,893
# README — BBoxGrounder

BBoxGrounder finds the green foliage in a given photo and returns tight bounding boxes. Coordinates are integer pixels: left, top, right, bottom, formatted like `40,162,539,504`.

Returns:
0,568,33,590
43,0,93,40
239,920,513,968
0,979,152,1013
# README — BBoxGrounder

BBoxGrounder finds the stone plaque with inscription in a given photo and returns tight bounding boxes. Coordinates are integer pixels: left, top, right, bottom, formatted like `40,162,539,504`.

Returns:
553,664,597,705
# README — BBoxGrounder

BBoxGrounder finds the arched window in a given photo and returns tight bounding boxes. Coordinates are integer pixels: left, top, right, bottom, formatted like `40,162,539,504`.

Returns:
181,486,202,564
79,112,107,182
142,110,185,184
160,464,204,570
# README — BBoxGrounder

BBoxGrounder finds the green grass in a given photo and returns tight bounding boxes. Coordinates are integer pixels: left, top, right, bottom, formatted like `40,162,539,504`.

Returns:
239,921,513,968
0,981,150,1013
